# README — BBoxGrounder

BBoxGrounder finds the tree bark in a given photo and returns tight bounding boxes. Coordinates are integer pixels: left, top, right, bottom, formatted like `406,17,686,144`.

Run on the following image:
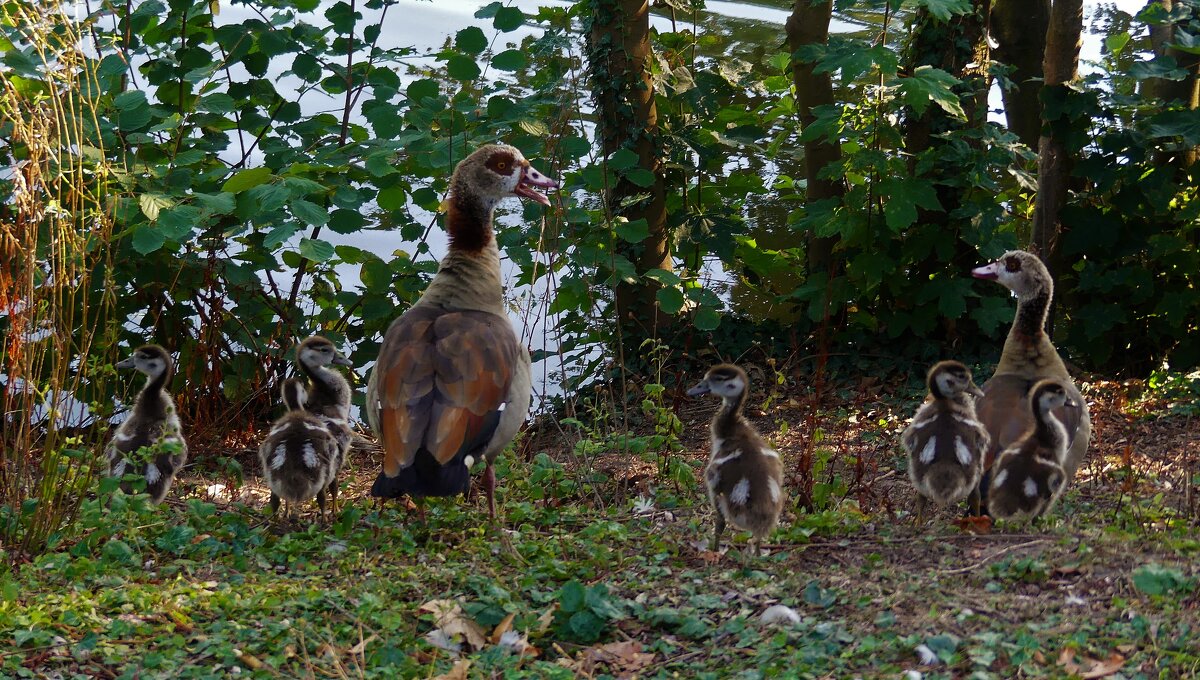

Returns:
991,0,1050,148
1030,0,1082,279
587,0,671,349
785,0,843,275
1146,0,1200,167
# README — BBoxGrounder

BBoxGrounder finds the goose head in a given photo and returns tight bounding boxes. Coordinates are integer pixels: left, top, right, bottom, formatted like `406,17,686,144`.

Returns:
688,363,749,403
297,336,352,370
927,360,983,400
452,144,558,210
971,250,1051,300
1030,379,1075,417
116,345,171,379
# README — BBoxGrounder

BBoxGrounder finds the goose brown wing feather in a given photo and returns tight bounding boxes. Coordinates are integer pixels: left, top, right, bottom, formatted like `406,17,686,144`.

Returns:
376,305,518,475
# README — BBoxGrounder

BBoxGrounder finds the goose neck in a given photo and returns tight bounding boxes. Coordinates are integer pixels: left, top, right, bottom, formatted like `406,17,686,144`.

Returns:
445,180,497,254
1013,290,1051,339
713,391,747,435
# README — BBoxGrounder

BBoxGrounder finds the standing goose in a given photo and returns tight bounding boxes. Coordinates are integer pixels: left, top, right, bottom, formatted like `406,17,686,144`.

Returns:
902,360,990,524
689,364,785,556
105,345,187,503
366,144,557,518
259,378,343,518
987,379,1074,521
972,251,1090,484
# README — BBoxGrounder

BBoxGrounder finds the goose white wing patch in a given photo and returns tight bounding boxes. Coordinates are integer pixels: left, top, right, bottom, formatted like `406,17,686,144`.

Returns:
729,478,751,505
302,442,319,468
768,478,781,504
710,449,742,467
1023,477,1038,498
993,469,1008,487
270,445,287,470
954,436,972,466
919,437,937,464
145,463,161,485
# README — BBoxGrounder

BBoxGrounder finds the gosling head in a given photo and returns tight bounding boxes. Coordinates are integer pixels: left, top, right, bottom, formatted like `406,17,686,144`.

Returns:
297,336,353,370
1030,379,1075,417
927,360,983,400
116,345,172,379
688,364,749,404
452,144,558,210
971,250,1052,300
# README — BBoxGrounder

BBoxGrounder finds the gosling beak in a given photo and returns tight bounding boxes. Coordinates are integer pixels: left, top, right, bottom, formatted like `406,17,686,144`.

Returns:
971,260,1001,281
1064,397,1077,408
687,381,711,397
332,355,353,367
116,356,136,370
968,383,985,399
513,162,558,206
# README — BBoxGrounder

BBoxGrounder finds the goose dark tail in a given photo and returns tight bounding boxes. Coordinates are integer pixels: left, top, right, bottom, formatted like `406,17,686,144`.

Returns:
371,449,471,498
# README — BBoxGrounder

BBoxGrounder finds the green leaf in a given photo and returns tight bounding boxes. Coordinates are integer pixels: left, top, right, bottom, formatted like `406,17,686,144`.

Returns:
491,49,526,71
693,307,721,331
113,90,152,130
199,92,236,113
292,52,322,82
913,0,970,22
1147,110,1200,146
222,167,272,193
157,205,201,240
644,268,681,286
656,287,685,314
879,177,942,231
566,610,604,643
263,223,300,250
615,218,650,244
559,580,586,613
893,66,964,118
1105,31,1131,57
1133,564,1191,596
194,192,236,214
299,237,335,262
455,27,487,55
377,186,407,211
608,148,639,172
624,168,656,188
584,584,623,621
101,539,138,566
138,193,174,221
131,225,166,255
493,6,524,31
290,199,328,226
328,208,365,234
802,580,837,608
446,54,481,81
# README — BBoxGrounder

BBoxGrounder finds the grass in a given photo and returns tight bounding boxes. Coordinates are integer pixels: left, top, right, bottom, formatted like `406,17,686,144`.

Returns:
3,378,1199,679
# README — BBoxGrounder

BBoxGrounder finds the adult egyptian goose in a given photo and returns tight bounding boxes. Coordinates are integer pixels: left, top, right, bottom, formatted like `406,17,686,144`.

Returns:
901,360,989,524
259,378,344,518
688,364,785,556
971,250,1090,484
104,345,187,503
366,144,556,518
293,335,354,461
987,379,1074,521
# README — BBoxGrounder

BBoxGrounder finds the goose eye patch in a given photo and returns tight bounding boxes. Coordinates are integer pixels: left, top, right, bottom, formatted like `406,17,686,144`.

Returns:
1005,256,1021,272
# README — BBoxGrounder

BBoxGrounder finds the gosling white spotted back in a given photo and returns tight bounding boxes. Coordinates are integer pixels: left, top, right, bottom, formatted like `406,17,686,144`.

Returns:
987,379,1073,522
901,360,990,524
259,378,344,518
104,345,187,503
688,364,785,556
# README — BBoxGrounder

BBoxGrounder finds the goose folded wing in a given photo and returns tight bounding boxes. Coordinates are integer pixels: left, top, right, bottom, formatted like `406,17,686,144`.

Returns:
375,305,519,477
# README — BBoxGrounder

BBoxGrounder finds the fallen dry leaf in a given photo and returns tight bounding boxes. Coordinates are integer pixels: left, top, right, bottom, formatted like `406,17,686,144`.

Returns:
349,633,377,656
535,607,555,634
431,659,471,680
564,640,656,675
419,599,488,651
953,515,993,535
1057,648,1126,679
234,649,264,670
491,612,516,645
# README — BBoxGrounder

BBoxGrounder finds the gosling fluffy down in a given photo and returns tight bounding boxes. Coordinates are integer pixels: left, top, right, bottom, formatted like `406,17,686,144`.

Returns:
259,378,344,517
902,360,989,522
987,379,1074,522
689,364,785,554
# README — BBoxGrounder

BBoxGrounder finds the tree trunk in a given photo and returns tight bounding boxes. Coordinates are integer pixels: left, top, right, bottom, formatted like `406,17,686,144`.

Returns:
991,0,1050,148
785,0,843,275
1030,0,1082,279
586,0,671,355
1146,0,1200,167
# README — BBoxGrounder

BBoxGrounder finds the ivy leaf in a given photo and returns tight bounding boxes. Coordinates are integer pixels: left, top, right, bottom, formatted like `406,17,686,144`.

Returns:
299,237,335,262
893,66,964,118
131,225,166,255
615,218,650,243
491,49,525,71
566,610,604,643
913,0,971,22
493,6,523,31
222,167,272,193
656,287,685,314
290,199,328,226
559,580,586,614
